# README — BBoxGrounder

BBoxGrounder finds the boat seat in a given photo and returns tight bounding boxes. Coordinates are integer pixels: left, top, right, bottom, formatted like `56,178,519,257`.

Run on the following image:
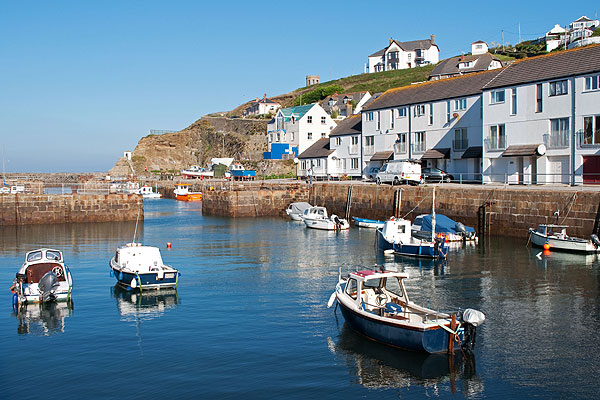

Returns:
385,303,403,315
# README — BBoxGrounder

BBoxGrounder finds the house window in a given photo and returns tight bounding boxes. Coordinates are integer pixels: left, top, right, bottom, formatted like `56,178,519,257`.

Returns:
321,132,326,138
397,107,407,118
414,104,426,117
583,115,600,145
414,131,426,153
549,80,568,96
335,137,341,146
510,88,517,115
290,133,294,141
585,75,600,91
446,101,451,123
394,133,407,153
488,124,506,150
351,158,359,169
428,104,433,125
454,98,467,111
377,111,381,131
307,116,312,124
366,112,374,121
490,90,505,104
536,84,543,113
321,116,326,124
351,136,359,145
390,110,394,129
276,133,280,141
307,132,312,140
454,128,468,151
550,118,569,148
365,136,374,146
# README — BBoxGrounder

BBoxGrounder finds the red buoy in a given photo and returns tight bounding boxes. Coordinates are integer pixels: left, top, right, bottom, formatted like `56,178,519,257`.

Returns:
543,243,550,250
166,242,172,249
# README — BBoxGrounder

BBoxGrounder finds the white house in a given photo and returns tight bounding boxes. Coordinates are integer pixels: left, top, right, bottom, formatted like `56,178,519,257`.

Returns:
360,69,504,181
481,45,600,185
429,41,502,81
243,96,281,117
545,24,567,52
265,103,337,160
297,138,335,179
368,36,439,73
570,16,599,31
320,92,371,119
326,114,362,178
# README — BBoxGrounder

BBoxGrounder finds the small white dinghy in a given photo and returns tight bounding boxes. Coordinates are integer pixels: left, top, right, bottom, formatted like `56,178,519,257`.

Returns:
303,206,350,231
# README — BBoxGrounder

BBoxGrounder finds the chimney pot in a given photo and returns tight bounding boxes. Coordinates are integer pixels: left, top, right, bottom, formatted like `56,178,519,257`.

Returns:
430,34,435,44
389,38,393,45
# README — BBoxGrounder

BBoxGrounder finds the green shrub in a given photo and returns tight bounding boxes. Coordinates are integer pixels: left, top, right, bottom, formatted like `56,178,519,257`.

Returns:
295,84,345,106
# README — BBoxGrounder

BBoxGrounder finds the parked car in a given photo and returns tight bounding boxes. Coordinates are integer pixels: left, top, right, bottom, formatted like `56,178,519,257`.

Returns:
422,167,454,183
367,167,380,181
376,160,423,185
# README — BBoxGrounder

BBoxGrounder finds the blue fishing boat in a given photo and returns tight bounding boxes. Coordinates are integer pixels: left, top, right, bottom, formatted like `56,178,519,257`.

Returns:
328,268,485,354
352,217,385,229
376,218,448,259
110,243,180,290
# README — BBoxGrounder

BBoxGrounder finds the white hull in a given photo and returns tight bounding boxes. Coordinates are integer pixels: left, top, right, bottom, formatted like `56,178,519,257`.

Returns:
288,213,304,221
304,218,349,230
530,231,599,253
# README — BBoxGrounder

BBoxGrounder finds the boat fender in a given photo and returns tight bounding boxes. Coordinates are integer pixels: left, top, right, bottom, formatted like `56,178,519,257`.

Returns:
12,292,19,308
130,277,137,289
455,222,466,233
591,234,600,248
118,272,123,281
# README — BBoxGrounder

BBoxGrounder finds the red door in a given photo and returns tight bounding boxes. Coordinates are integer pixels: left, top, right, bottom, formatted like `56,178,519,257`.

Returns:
583,156,600,184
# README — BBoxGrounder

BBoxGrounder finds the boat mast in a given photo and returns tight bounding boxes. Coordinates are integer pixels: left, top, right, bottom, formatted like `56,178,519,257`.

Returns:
2,145,5,187
431,187,436,242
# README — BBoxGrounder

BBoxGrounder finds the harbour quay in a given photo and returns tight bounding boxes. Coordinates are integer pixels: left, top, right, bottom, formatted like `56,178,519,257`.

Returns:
201,181,600,238
0,193,142,225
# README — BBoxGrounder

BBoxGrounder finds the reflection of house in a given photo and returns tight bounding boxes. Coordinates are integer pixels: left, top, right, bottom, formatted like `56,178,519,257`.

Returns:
264,104,336,160
320,92,371,119
429,41,502,81
367,36,439,73
243,95,281,117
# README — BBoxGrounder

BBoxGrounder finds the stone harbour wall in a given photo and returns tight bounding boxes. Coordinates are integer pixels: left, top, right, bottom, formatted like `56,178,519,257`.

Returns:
0,193,143,225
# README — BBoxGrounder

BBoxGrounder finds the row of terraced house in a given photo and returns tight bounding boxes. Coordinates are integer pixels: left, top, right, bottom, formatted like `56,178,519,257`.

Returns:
295,45,600,185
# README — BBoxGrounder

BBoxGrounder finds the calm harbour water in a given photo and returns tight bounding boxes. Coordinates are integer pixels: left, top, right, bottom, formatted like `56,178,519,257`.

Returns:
1,199,599,399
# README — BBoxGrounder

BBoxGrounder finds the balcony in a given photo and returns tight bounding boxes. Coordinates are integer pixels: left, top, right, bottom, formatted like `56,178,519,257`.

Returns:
453,138,469,151
364,145,375,156
348,144,359,155
543,133,569,149
413,143,426,154
394,142,407,154
484,137,506,151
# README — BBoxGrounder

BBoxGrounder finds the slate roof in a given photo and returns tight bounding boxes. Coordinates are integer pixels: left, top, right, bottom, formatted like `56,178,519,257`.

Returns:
363,69,503,111
297,138,334,159
369,38,435,58
430,53,500,78
329,114,361,137
483,44,600,89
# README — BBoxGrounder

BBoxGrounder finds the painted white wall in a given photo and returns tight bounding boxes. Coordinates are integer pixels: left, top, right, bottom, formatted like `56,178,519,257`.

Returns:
298,105,337,154
329,134,361,177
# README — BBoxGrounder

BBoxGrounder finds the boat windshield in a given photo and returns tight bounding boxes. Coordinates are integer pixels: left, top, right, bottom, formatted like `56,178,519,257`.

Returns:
363,278,382,289
46,250,61,261
384,277,406,302
27,251,43,262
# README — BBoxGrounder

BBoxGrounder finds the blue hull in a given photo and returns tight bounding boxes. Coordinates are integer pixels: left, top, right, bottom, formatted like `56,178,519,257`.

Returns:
338,300,461,353
376,229,394,251
376,229,448,259
111,266,178,289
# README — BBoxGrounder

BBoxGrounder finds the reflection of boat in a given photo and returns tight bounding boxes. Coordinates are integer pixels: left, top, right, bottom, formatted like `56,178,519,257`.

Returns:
136,185,162,199
13,301,74,336
353,217,385,229
10,248,73,305
328,268,485,353
412,214,476,242
110,243,180,289
112,285,179,321
528,224,600,253
285,202,312,221
174,183,202,201
303,206,350,230
377,218,448,259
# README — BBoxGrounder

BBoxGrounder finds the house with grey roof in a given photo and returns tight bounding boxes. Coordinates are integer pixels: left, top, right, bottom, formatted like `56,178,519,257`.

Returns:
320,92,371,119
242,95,281,117
429,41,502,81
367,36,439,73
297,138,335,179
265,104,336,160
481,44,600,185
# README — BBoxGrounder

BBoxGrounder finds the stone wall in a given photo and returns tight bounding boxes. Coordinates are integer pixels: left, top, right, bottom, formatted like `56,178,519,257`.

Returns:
0,193,143,225
202,182,600,238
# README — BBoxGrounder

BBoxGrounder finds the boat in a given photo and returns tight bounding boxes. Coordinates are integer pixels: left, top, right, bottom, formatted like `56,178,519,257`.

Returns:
327,268,485,354
10,249,73,306
110,243,180,290
285,202,312,221
376,217,448,259
174,183,202,201
303,206,350,230
13,301,74,336
353,217,385,229
136,185,162,199
528,224,600,253
181,165,214,179
412,214,476,242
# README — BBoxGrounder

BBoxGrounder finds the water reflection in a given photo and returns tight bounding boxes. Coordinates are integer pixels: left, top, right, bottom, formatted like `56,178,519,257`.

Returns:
111,285,179,322
529,246,600,267
329,324,484,396
13,300,74,336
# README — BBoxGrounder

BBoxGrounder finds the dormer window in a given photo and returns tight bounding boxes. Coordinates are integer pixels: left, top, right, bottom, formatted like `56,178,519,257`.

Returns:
459,61,473,69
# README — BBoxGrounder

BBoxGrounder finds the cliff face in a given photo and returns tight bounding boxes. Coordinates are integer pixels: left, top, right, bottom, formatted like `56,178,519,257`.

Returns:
110,117,269,175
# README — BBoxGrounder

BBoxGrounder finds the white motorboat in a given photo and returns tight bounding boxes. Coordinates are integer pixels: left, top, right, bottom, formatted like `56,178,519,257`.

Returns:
10,249,73,306
377,217,448,259
528,224,600,253
110,243,180,289
136,185,162,199
181,165,214,179
285,202,312,221
303,206,349,230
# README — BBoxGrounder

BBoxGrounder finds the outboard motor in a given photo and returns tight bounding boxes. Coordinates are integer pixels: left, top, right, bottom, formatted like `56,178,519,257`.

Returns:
591,234,600,248
460,308,486,354
38,271,60,303
332,215,341,230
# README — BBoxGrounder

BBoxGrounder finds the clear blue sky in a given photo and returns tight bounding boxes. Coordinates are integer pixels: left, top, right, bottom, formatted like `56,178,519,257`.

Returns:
1,1,596,172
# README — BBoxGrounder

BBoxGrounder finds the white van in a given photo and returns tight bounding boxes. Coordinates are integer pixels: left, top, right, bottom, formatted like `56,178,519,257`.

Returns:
375,160,423,185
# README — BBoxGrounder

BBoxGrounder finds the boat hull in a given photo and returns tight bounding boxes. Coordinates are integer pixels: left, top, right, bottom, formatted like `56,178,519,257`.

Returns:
176,193,202,202
530,231,600,253
304,218,349,230
110,265,179,289
376,229,447,258
337,298,461,353
353,218,384,229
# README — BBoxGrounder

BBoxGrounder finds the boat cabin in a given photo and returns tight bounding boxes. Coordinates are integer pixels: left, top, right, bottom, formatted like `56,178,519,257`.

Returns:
345,270,409,316
174,184,190,194
19,249,67,284
114,244,165,274
537,224,568,238
304,206,328,220
380,218,412,244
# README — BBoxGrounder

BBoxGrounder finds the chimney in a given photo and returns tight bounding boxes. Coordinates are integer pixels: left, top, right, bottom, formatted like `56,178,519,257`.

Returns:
346,103,353,115
389,38,394,45
460,52,464,60
263,93,267,99
430,34,435,44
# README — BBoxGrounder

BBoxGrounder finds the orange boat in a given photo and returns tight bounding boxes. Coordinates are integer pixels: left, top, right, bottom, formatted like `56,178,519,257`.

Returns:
174,184,202,201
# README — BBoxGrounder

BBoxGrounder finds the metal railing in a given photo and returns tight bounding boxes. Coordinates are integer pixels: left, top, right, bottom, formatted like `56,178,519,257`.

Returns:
543,133,569,149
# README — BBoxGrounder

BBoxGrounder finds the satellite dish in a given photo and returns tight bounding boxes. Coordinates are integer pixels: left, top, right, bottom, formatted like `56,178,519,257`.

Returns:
293,158,299,164
536,144,546,156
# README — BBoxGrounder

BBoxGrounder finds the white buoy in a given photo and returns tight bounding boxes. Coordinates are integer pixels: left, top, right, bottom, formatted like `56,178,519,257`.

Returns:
131,277,137,288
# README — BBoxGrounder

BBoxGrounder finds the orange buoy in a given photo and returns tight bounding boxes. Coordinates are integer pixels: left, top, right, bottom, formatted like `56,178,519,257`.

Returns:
543,243,550,250
166,242,172,249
